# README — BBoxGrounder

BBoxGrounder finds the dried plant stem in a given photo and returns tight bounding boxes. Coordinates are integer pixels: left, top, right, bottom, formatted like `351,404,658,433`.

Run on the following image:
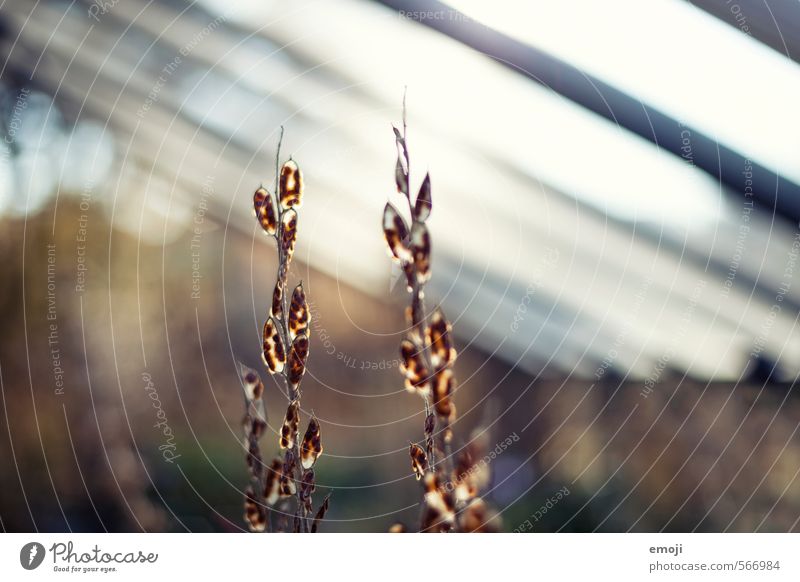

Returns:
241,127,325,533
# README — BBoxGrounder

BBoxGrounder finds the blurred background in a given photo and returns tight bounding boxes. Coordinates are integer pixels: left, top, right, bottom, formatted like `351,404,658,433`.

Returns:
1,0,800,532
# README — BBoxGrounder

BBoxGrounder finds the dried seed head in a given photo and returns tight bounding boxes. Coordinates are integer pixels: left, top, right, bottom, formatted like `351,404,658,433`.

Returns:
432,367,454,418
281,209,298,265
410,221,431,284
253,187,278,235
287,334,310,392
300,416,323,469
427,309,456,369
280,400,300,450
383,202,412,263
239,363,264,401
279,160,303,210
262,317,286,373
311,494,330,533
400,339,430,396
280,450,298,496
243,485,267,532
271,279,284,320
264,458,283,505
288,283,310,340
414,173,432,222
409,443,428,480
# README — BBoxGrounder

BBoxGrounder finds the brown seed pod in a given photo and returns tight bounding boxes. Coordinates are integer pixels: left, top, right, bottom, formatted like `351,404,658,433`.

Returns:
300,416,323,470
400,339,430,396
279,160,303,210
383,202,412,263
410,221,431,284
281,209,298,265
261,317,286,373
280,400,299,450
432,367,454,418
426,309,456,369
243,485,267,532
299,469,315,513
271,279,284,320
250,415,267,441
311,494,330,533
287,334,309,393
280,450,297,496
288,283,310,340
253,187,278,235
245,438,263,477
239,363,264,401
409,443,428,480
264,458,283,505
414,173,432,222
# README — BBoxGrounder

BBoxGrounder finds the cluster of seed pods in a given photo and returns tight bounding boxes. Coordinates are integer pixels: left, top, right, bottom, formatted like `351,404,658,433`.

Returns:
241,148,327,533
383,118,498,533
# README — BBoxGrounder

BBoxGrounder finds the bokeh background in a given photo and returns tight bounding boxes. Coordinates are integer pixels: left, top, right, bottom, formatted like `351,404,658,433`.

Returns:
2,0,800,532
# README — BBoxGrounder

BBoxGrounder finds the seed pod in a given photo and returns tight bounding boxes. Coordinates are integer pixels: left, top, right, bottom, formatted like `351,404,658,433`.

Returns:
432,367,454,418
261,317,286,373
279,160,303,210
287,334,309,393
300,416,323,469
383,202,412,263
245,438,263,477
239,363,264,401
410,221,431,284
281,209,298,265
426,309,456,368
311,494,330,533
409,443,428,480
280,400,299,450
400,339,430,396
250,414,267,441
280,450,297,496
288,283,310,340
299,469,315,513
264,458,283,505
253,187,278,235
271,279,284,320
243,485,267,532
414,173,432,222
395,153,408,196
